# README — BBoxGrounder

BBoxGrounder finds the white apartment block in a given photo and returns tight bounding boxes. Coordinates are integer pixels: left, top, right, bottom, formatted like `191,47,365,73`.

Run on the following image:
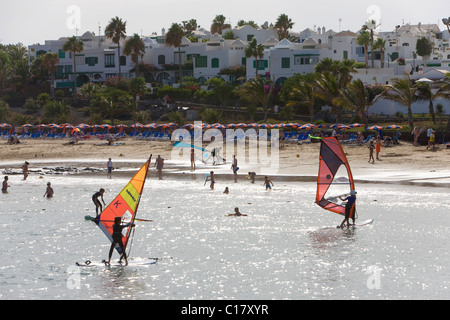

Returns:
28,24,450,91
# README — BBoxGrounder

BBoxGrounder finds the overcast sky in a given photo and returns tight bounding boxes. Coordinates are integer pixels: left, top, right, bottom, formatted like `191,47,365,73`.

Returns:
0,0,448,45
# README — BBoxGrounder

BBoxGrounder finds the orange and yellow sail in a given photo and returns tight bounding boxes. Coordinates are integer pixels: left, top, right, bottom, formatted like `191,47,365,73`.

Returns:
96,155,151,254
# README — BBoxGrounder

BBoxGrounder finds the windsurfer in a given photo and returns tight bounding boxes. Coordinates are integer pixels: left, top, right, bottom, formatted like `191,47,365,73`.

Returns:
92,188,106,217
339,190,357,229
106,217,135,266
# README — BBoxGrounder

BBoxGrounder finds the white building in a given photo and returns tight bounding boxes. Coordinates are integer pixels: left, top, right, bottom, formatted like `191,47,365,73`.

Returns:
29,23,450,91
28,31,135,90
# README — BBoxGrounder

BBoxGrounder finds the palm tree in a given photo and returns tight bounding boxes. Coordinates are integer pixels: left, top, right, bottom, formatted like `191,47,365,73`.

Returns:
383,77,417,130
362,19,380,68
373,38,386,68
287,73,319,122
414,81,448,124
356,30,370,69
105,16,127,78
165,23,185,86
239,76,273,123
245,38,265,78
210,15,231,35
338,79,383,125
315,72,343,122
123,33,145,78
62,36,83,94
41,52,60,98
275,14,294,40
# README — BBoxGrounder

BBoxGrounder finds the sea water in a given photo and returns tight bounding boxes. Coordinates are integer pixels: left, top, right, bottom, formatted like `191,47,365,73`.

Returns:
0,171,449,300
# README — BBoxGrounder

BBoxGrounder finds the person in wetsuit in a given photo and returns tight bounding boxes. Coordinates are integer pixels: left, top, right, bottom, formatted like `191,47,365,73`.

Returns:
92,188,106,218
339,190,357,229
107,216,135,266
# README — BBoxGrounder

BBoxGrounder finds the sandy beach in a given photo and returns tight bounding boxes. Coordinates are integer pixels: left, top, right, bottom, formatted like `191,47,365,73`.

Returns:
1,136,449,187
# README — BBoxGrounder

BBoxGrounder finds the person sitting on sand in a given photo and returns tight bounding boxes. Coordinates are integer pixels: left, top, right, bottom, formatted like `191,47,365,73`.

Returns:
43,182,54,198
92,188,106,217
223,187,229,194
106,217,134,266
339,190,357,229
2,176,10,193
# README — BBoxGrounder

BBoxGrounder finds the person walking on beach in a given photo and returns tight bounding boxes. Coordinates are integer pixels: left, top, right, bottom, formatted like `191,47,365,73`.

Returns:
21,161,29,180
2,176,10,193
43,182,54,198
92,188,106,218
263,176,274,190
106,216,134,266
375,136,382,160
231,155,238,183
427,130,436,151
155,155,164,180
209,171,215,190
339,190,357,229
368,140,375,163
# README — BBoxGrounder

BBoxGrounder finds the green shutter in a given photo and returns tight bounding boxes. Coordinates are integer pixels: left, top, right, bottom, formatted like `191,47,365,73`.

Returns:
281,57,290,68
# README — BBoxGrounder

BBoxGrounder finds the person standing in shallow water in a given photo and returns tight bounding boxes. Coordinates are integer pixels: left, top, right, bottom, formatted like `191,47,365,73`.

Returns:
21,161,29,180
43,182,54,198
2,176,10,193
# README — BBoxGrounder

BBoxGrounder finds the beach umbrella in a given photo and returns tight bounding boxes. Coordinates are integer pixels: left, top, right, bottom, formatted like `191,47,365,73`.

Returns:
313,124,326,129
226,123,237,129
299,123,314,130
271,123,282,129
0,123,11,127
349,123,364,128
368,125,384,131
213,124,226,130
247,123,259,128
339,125,351,130
258,123,272,129
183,124,195,130
284,123,299,128
385,125,403,130
22,124,34,128
236,123,248,128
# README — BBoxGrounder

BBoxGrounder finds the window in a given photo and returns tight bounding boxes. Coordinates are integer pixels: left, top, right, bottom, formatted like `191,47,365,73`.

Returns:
58,49,66,59
75,55,85,66
105,54,115,68
294,55,319,65
158,55,166,65
120,56,126,66
85,57,98,67
343,51,348,60
195,56,207,68
211,58,219,68
253,60,268,70
281,57,290,68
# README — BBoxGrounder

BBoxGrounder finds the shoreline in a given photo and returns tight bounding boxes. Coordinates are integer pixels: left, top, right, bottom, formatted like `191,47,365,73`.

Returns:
1,137,449,188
